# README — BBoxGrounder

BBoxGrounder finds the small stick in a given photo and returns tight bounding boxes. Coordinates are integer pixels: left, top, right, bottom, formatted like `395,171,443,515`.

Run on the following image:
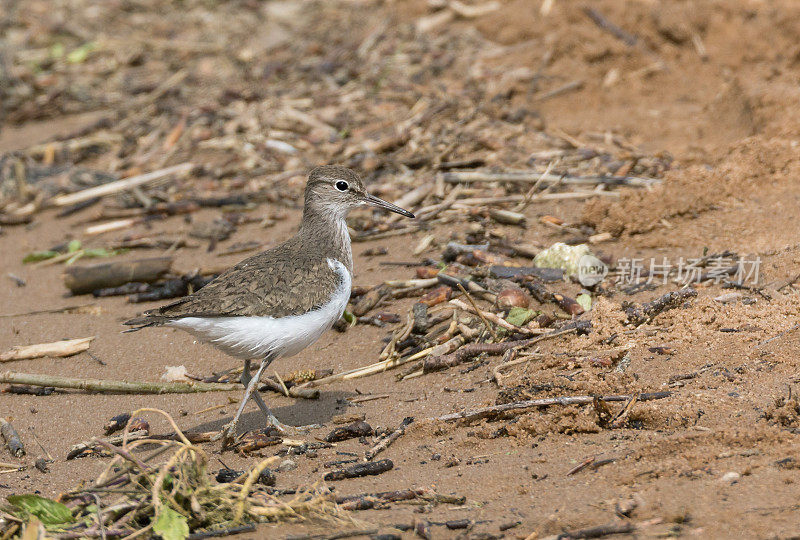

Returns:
304,336,461,388
365,417,413,461
0,337,94,362
493,352,542,386
566,456,595,476
351,225,420,242
0,303,99,319
259,377,320,399
543,520,634,539
442,169,660,188
583,6,638,46
92,438,149,472
0,418,25,457
452,191,620,207
384,277,439,289
273,371,290,397
420,330,569,375
0,371,239,394
348,394,389,404
449,298,536,335
194,403,228,415
514,160,556,212
535,80,584,101
609,393,639,428
757,323,800,348
50,163,194,207
66,430,149,460
6,273,25,287
456,284,497,339
435,392,671,422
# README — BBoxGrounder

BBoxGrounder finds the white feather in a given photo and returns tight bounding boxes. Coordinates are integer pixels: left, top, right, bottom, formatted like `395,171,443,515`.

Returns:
168,259,351,360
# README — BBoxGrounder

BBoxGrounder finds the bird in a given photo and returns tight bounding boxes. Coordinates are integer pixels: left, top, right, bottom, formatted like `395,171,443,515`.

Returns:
124,166,415,446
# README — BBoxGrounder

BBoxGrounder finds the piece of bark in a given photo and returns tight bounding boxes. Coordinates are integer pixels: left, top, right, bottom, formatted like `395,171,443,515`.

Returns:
64,257,173,295
324,459,394,481
0,337,94,362
104,413,132,435
411,303,429,334
5,385,54,396
325,421,373,443
351,285,389,317
236,431,283,454
0,418,25,457
419,285,451,307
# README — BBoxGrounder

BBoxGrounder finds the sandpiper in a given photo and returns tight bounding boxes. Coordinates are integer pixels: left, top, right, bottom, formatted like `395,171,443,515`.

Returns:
125,166,414,445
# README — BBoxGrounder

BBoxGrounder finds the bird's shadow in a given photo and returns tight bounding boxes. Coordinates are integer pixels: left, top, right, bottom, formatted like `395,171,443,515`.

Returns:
189,390,354,433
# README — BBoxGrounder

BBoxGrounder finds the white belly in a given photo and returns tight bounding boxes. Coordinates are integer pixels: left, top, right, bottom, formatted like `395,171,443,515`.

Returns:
168,259,351,360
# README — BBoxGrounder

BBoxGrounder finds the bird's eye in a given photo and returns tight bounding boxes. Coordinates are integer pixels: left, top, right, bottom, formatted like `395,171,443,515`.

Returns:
335,180,349,192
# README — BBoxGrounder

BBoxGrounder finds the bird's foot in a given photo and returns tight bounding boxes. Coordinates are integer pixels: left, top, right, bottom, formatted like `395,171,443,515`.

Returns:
213,421,239,449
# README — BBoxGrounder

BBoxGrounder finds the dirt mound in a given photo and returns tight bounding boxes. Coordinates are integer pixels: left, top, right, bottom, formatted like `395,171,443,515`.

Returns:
582,136,800,235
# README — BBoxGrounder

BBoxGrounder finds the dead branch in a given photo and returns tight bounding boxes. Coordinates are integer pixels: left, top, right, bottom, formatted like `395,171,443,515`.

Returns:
442,169,661,188
50,163,194,207
623,288,697,326
435,391,671,422
0,371,239,394
365,417,413,461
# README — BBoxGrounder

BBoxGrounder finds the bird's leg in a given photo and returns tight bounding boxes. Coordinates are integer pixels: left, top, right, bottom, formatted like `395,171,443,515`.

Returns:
239,359,276,422
240,358,253,387
246,365,320,434
220,354,274,448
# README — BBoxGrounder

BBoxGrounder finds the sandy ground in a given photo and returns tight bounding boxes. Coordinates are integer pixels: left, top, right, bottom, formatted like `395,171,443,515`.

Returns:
3,0,800,538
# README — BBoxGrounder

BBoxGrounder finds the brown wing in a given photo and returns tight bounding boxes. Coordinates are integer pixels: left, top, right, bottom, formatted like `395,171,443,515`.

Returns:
124,240,342,327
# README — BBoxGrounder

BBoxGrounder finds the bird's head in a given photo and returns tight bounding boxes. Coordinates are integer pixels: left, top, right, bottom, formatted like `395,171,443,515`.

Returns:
305,166,415,220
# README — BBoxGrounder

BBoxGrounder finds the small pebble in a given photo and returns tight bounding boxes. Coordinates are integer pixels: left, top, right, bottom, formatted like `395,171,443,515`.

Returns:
278,458,297,472
721,471,740,483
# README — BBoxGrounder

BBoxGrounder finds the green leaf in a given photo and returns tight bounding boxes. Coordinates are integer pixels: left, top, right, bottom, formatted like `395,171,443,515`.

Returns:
83,248,127,259
67,42,97,64
153,505,189,540
7,495,74,525
506,307,535,327
65,251,85,266
22,250,58,263
66,239,82,253
576,293,592,312
342,309,357,327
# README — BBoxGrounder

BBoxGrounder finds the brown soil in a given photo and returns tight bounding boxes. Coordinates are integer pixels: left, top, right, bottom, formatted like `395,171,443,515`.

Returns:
2,0,800,538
